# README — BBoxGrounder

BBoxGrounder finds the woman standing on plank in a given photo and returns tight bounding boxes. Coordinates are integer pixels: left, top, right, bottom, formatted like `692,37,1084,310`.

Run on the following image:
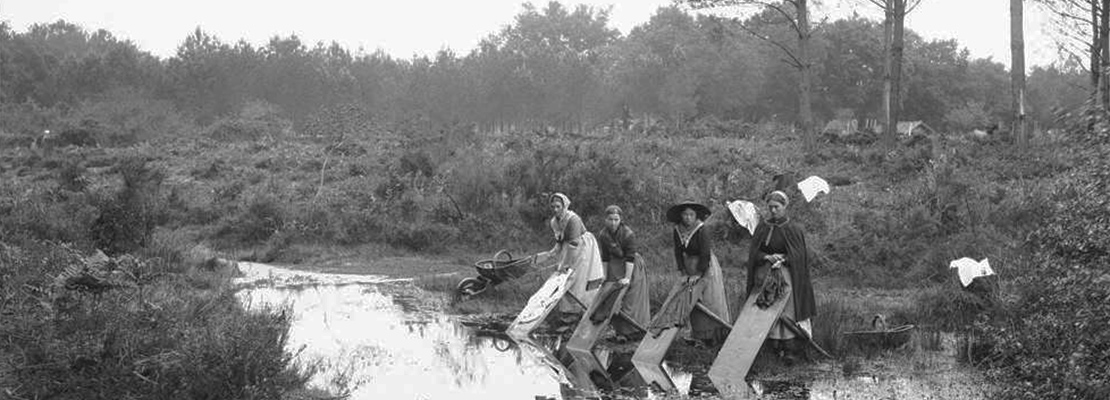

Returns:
593,205,650,342
746,190,817,363
538,193,605,327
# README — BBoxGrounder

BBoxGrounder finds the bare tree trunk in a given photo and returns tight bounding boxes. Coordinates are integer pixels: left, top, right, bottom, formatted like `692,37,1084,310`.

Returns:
891,0,906,141
1012,0,1027,145
1101,0,1110,112
797,0,814,135
882,3,893,139
1092,3,1101,90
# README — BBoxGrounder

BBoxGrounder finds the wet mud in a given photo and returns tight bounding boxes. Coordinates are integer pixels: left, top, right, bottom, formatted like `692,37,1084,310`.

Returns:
234,262,993,400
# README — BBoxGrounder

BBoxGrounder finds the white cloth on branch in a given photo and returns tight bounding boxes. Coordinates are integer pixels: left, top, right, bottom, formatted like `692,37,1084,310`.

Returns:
797,175,830,202
949,257,995,287
726,200,760,236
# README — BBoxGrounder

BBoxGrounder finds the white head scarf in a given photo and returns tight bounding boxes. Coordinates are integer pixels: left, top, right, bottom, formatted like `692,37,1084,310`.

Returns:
550,192,570,208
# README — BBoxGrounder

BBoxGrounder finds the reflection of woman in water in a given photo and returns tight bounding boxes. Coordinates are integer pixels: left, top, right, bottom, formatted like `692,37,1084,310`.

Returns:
647,202,731,348
746,190,816,363
538,193,604,325
593,205,650,341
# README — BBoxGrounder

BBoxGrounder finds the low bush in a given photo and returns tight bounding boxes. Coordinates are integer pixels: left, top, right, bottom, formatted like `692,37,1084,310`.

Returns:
214,194,286,245
90,156,167,255
204,117,277,143
65,88,193,146
977,116,1110,399
0,239,311,399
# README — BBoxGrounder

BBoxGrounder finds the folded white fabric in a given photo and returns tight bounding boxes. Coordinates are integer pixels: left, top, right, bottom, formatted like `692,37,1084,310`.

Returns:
949,257,995,287
727,200,760,236
797,175,830,202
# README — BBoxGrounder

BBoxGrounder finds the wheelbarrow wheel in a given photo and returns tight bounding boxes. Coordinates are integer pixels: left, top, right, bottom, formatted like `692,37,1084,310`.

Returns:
457,277,488,297
492,336,514,352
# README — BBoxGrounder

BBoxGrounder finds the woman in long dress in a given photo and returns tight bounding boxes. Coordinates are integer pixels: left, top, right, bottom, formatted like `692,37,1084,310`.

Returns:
746,190,817,362
593,205,650,341
647,202,731,347
539,193,605,326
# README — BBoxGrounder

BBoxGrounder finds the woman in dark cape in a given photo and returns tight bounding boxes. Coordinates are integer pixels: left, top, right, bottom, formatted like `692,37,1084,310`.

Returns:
746,190,816,360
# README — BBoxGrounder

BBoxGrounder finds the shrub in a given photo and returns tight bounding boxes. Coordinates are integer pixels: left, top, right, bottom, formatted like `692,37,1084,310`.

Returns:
66,87,192,146
0,185,98,245
399,150,435,178
944,101,993,132
978,113,1110,399
204,117,274,142
812,296,858,356
90,157,166,255
215,194,286,245
0,240,311,399
56,158,89,192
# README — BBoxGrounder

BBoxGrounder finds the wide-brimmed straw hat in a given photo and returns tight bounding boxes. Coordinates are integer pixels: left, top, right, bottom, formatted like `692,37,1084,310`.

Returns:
666,201,711,224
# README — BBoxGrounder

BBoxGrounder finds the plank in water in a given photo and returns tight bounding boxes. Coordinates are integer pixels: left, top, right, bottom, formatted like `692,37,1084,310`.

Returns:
628,278,687,391
565,282,630,390
512,336,579,387
630,326,681,392
507,270,572,340
567,282,628,351
630,277,732,394
631,306,731,393
707,285,793,399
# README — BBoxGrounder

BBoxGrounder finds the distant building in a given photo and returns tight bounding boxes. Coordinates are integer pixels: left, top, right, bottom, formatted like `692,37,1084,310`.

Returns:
896,121,935,136
822,118,858,137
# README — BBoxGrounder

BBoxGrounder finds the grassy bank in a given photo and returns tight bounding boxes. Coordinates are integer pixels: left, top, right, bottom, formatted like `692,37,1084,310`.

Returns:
0,101,1088,398
0,239,312,399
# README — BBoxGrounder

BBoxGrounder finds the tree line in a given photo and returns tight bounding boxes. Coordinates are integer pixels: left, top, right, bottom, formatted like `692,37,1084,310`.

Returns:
0,2,1090,136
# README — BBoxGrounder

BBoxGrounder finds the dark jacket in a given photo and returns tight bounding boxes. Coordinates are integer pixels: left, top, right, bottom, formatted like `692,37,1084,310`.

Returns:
746,219,817,321
674,225,711,275
598,224,637,264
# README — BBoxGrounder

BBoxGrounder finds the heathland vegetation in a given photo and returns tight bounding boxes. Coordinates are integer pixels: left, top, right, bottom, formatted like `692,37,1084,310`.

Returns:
1,2,1107,399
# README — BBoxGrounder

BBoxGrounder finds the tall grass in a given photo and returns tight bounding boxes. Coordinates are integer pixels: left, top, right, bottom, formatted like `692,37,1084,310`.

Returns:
0,238,312,399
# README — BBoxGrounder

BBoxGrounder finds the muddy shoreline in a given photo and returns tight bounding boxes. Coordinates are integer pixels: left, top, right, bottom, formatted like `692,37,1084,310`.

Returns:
238,254,996,399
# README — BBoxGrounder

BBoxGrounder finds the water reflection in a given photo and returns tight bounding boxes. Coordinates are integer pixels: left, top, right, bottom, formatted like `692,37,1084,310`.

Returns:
235,263,563,399
232,263,975,400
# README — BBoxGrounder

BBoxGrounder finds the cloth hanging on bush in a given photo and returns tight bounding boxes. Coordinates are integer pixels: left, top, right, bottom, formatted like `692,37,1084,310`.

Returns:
756,261,788,308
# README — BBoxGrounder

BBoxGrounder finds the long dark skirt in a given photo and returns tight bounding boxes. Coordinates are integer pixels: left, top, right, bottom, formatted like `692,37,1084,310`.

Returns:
611,255,650,336
647,254,730,343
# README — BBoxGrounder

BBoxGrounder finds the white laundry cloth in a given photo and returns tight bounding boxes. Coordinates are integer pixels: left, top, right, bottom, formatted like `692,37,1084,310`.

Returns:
797,176,830,202
726,200,760,236
949,257,995,287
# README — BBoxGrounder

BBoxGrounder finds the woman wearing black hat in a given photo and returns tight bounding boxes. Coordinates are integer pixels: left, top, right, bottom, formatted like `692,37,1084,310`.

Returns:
646,202,731,347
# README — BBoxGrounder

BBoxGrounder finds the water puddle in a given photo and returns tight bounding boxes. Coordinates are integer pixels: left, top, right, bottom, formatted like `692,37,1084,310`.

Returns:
235,262,566,399
233,262,990,399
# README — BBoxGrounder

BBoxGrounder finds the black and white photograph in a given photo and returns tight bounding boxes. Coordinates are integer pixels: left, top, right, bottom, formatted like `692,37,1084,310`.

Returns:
1,0,1106,399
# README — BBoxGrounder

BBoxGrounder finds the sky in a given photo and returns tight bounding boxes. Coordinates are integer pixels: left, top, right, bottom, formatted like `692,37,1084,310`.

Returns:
2,0,1061,68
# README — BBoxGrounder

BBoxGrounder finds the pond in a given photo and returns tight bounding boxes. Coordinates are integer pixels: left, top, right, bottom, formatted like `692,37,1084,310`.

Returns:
234,262,991,400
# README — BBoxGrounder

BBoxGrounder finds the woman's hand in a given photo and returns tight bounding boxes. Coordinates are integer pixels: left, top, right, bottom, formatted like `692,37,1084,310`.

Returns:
536,247,558,264
686,275,701,286
617,277,631,286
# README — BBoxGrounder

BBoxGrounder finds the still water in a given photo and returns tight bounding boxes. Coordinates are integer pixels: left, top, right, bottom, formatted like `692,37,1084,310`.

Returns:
233,262,989,400
235,262,569,399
